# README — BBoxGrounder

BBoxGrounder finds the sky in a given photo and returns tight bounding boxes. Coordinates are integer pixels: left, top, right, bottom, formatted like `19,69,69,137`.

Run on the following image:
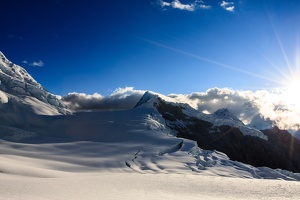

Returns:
0,0,300,96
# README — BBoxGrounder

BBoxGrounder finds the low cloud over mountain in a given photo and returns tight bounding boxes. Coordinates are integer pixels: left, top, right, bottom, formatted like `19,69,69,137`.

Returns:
62,87,300,135
61,87,145,110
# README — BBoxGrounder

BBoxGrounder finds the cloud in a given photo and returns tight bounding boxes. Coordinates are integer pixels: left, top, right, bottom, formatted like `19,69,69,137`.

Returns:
160,1,171,7
199,4,211,9
61,87,145,110
172,0,195,11
225,6,234,12
168,88,300,134
22,60,44,67
159,0,211,11
30,60,44,67
220,1,235,12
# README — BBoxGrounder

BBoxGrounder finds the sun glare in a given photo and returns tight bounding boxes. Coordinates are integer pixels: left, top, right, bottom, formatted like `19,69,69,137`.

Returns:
282,69,300,111
281,75,300,110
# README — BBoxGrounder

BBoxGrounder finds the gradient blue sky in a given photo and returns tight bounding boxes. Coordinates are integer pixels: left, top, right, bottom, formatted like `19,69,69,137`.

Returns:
1,0,299,95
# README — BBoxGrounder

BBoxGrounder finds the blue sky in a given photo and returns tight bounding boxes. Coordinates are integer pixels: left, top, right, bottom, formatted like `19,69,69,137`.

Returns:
1,0,299,95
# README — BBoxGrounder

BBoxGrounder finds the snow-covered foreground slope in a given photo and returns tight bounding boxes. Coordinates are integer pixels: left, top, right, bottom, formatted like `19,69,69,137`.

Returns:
1,106,300,199
1,173,300,200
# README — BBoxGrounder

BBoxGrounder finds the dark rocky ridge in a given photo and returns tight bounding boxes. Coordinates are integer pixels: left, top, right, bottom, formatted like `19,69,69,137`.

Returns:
154,97,300,173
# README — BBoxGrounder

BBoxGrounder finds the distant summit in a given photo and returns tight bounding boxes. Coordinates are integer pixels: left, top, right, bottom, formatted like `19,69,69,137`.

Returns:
134,91,159,108
213,108,242,122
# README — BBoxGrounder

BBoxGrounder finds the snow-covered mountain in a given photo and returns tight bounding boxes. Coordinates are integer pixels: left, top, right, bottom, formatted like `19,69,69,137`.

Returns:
134,91,300,174
134,91,267,139
0,52,70,141
0,51,68,115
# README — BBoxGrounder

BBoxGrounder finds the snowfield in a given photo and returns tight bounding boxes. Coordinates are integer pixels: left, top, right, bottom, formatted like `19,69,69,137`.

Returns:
1,105,300,199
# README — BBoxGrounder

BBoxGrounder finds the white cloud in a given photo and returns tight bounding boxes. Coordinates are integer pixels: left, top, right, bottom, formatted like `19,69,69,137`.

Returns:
22,60,44,67
199,4,211,9
220,0,231,7
172,0,195,11
30,60,44,67
158,0,239,12
161,1,171,7
168,88,300,134
225,6,235,12
159,0,211,11
220,0,235,12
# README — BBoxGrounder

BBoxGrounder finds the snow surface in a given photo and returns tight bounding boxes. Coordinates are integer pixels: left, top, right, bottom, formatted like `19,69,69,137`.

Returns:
1,173,300,200
1,105,300,199
0,90,8,103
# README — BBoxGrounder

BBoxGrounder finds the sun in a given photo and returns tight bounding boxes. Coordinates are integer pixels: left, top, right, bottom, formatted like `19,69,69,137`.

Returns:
273,42,300,110
281,76,300,110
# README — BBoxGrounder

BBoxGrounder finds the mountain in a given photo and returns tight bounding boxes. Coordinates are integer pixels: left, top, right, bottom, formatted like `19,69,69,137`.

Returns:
0,52,70,140
0,51,68,115
134,91,300,173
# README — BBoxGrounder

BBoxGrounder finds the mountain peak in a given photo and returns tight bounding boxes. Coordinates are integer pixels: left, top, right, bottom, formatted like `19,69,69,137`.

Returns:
134,91,158,108
213,108,241,122
0,51,8,63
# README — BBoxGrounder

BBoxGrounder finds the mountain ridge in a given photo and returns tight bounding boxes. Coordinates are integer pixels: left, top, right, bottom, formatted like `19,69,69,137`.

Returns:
0,51,68,115
135,91,300,173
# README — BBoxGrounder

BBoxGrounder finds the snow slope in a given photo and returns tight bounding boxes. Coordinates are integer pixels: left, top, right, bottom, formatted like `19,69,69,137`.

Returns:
0,90,8,103
1,106,300,199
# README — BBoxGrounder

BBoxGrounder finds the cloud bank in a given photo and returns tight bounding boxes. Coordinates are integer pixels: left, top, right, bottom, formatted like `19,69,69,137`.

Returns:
61,86,300,135
157,0,238,12
61,87,145,110
169,88,300,133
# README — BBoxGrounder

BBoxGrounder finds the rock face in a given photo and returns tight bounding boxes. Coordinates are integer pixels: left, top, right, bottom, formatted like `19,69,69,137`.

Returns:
0,51,67,114
261,127,300,172
135,92,300,173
